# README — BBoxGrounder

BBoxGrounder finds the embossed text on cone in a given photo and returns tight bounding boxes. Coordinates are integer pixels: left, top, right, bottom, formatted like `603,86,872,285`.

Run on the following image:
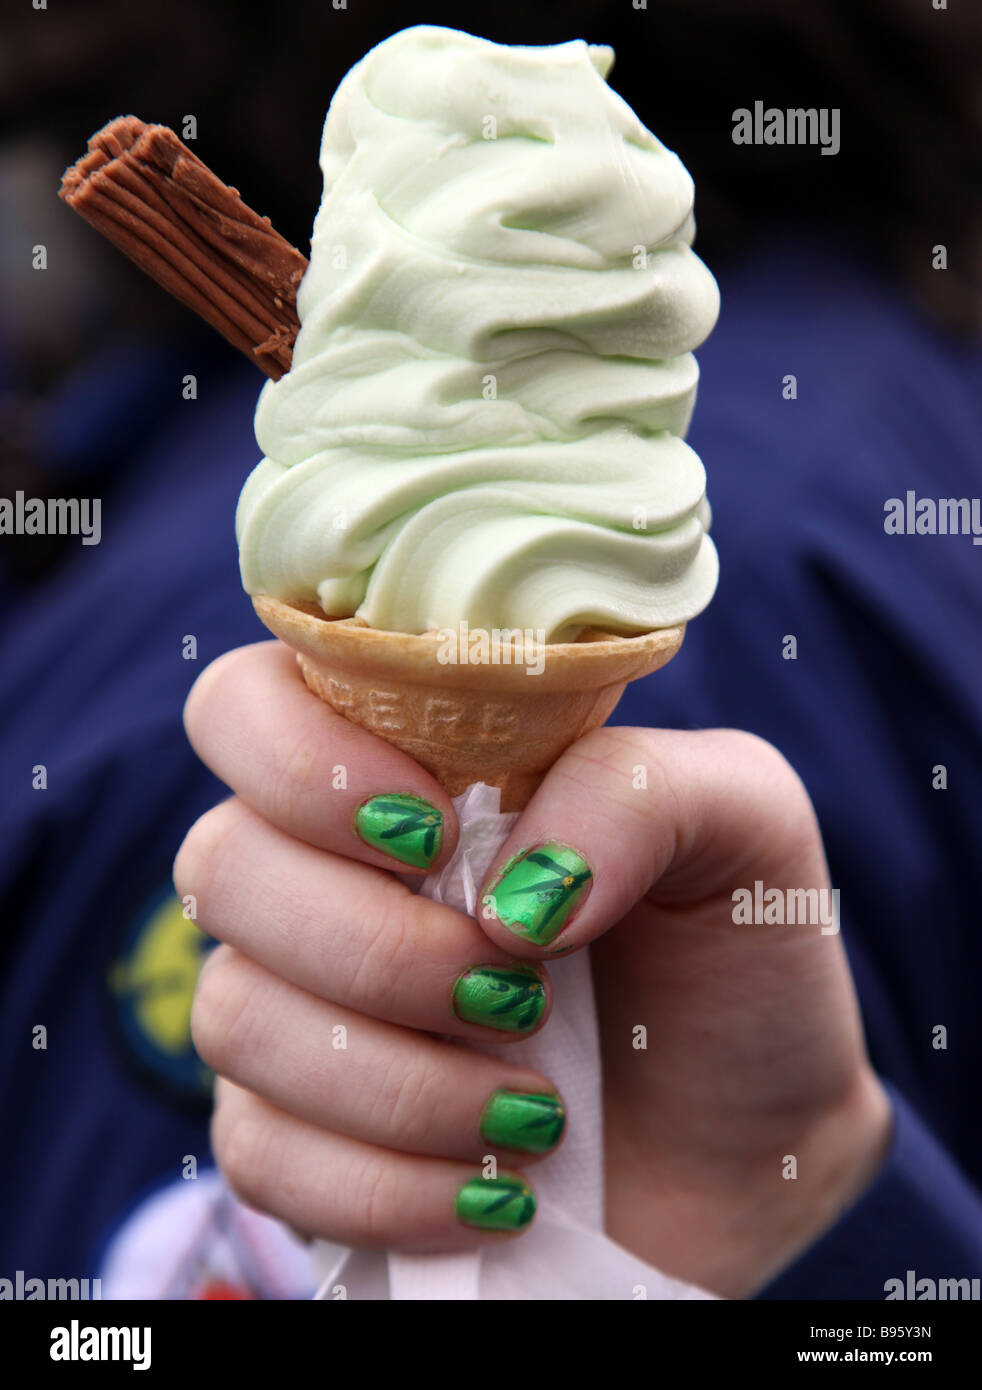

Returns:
253,597,684,811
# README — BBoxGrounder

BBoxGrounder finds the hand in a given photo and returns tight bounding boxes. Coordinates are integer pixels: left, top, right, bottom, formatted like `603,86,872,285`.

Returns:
177,642,890,1292
176,643,561,1252
474,723,892,1296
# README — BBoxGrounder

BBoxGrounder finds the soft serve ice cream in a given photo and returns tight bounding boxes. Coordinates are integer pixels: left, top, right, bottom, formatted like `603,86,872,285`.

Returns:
236,25,720,643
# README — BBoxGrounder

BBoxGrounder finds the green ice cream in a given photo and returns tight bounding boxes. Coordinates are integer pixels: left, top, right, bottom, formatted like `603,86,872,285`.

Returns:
236,25,720,642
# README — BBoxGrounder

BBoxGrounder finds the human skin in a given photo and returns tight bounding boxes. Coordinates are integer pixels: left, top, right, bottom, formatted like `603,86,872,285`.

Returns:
176,643,890,1294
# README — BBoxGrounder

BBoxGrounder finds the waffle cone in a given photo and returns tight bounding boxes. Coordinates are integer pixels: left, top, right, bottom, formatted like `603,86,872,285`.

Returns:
253,596,684,810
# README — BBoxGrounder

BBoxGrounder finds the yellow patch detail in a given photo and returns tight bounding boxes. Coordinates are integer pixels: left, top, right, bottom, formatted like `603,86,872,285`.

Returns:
109,896,209,1055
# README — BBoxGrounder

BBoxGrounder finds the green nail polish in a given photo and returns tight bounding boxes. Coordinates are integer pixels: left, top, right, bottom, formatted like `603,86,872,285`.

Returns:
452,965,545,1033
480,1090,565,1154
487,843,592,944
455,1174,536,1232
354,793,443,868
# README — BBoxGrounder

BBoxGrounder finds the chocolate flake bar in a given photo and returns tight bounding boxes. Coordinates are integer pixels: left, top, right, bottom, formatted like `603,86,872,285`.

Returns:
60,116,308,379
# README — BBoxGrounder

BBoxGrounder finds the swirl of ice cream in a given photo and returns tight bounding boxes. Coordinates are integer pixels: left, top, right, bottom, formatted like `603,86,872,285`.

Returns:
236,25,720,641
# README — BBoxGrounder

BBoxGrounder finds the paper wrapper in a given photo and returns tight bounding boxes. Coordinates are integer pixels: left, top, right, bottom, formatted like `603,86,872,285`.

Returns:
309,783,715,1301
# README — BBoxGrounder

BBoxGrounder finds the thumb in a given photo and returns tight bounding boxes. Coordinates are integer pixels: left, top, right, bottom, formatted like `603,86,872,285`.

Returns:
476,726,826,959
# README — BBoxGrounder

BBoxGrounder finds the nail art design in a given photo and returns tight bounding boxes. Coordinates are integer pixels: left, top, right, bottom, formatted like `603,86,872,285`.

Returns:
480,1090,565,1155
452,965,545,1032
487,843,592,945
354,793,442,868
455,1174,536,1231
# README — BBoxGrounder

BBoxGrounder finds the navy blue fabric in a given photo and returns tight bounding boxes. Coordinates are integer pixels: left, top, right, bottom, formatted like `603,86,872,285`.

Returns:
1,236,979,1294
0,338,267,1276
758,1085,982,1300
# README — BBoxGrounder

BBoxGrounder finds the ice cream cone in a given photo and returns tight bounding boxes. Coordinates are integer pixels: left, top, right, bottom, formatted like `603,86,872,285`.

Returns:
253,595,683,810
61,111,703,812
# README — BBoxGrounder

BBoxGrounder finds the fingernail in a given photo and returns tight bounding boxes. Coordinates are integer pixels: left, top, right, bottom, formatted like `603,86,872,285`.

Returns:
480,1090,565,1155
455,1174,536,1232
452,965,546,1033
486,844,592,945
354,793,443,868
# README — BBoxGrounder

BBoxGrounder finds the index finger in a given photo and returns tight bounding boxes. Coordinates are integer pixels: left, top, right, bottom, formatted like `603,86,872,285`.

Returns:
184,641,458,873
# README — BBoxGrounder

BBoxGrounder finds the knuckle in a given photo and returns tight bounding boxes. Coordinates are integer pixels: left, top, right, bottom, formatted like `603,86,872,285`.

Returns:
211,1097,271,1210
344,889,418,1006
373,1056,440,1147
721,727,788,771
351,1159,400,1245
172,798,247,911
267,724,326,830
557,725,657,814
190,962,225,1071
722,728,816,815
692,729,822,860
587,723,654,761
182,648,243,745
565,724,650,784
190,945,254,1072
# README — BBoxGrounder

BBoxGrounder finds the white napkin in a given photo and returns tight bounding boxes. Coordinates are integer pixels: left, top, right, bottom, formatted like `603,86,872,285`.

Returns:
313,783,715,1301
